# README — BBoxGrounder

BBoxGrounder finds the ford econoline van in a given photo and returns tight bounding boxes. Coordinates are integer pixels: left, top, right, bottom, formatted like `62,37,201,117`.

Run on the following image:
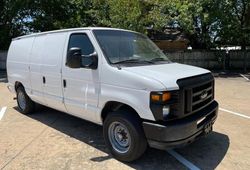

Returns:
7,27,218,162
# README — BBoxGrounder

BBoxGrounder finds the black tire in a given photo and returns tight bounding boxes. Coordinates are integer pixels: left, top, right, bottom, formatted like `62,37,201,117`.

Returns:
16,86,35,114
103,110,147,162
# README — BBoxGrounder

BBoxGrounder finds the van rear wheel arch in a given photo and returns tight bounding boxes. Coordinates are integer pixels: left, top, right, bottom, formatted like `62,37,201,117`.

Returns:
15,81,24,93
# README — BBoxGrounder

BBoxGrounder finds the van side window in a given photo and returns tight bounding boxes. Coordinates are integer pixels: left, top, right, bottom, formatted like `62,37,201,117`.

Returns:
68,34,94,55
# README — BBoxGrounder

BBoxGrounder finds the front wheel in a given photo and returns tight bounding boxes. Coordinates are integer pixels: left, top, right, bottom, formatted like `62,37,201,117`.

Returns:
103,111,147,162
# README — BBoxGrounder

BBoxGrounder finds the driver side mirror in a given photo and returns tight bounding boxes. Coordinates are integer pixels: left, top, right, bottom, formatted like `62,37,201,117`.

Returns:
66,47,98,69
66,47,82,68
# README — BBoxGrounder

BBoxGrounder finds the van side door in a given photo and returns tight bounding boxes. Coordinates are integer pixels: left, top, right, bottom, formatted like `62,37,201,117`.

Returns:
41,33,67,112
29,35,46,105
62,31,100,122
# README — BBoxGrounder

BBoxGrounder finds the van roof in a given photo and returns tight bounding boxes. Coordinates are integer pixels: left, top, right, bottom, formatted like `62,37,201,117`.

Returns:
13,27,136,41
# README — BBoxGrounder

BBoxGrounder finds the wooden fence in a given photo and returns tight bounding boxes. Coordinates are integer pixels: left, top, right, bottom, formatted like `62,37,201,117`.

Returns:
166,50,250,71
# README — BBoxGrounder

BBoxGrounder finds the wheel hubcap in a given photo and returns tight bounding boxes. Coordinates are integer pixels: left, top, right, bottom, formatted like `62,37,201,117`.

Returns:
18,91,26,110
108,122,131,153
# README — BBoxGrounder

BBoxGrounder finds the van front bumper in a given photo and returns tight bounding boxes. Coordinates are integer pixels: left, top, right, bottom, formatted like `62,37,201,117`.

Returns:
142,101,218,150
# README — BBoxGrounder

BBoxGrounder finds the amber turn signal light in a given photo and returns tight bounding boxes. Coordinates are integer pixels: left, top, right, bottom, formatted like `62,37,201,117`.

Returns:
151,94,161,101
162,92,171,102
151,92,171,102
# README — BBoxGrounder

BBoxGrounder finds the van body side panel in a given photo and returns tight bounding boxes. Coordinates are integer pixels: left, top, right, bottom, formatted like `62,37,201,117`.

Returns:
28,35,46,104
41,33,67,112
7,37,35,94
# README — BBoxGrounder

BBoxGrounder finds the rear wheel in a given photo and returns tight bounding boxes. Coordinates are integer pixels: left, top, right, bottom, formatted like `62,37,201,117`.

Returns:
16,86,35,114
103,110,147,162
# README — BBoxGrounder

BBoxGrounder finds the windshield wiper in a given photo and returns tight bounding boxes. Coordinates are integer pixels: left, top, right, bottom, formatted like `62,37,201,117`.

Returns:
113,59,154,64
150,57,167,62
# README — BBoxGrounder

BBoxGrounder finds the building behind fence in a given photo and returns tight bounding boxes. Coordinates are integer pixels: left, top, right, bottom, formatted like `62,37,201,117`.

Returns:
0,50,250,71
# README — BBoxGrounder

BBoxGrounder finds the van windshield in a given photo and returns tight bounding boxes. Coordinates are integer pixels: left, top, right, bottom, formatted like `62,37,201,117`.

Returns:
93,30,171,65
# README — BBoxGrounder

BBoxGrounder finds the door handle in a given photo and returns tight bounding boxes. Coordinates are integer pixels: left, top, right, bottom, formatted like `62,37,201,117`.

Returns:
43,76,46,84
63,79,66,88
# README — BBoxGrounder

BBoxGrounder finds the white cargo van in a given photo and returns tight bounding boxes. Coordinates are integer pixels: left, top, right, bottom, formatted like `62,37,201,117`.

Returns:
7,27,218,162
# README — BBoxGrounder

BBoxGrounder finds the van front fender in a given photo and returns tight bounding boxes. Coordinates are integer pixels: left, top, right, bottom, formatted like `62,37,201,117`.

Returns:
98,84,155,124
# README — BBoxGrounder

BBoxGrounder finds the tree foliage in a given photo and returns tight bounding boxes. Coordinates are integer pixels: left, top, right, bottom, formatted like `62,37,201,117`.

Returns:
0,0,249,50
0,0,29,49
148,0,250,49
217,0,250,49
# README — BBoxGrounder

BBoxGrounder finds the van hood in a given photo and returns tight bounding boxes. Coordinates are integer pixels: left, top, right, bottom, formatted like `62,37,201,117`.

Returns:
122,63,210,90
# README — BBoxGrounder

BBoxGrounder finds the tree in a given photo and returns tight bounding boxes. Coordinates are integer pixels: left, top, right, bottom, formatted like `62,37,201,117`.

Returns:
147,0,228,49
217,0,250,49
106,0,146,32
0,0,77,49
27,0,77,31
0,0,29,50
0,0,249,51
84,0,111,27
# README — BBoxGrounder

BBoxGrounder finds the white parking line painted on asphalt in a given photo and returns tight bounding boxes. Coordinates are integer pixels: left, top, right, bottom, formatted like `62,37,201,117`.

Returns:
219,108,250,119
240,74,249,81
0,107,7,120
167,150,200,170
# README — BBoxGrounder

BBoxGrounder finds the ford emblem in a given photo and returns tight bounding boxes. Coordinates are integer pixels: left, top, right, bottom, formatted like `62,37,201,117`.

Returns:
200,90,208,100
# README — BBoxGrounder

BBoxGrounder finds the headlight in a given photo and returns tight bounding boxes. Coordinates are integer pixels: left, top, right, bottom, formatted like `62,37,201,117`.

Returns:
150,91,172,121
150,91,171,103
163,106,170,117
